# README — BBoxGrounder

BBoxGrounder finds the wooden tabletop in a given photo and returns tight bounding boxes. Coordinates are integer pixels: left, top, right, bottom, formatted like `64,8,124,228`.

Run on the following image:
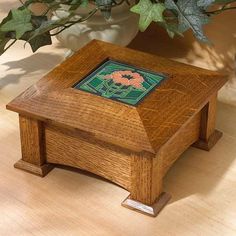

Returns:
1,1,236,235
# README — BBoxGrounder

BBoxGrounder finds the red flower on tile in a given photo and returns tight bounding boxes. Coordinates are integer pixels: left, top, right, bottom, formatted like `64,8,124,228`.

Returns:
104,70,144,89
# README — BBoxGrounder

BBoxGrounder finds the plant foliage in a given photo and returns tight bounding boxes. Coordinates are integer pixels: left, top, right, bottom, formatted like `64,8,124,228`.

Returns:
0,0,235,55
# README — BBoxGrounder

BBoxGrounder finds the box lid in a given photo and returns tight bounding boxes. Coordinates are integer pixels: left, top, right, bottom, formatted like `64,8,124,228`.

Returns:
7,40,227,154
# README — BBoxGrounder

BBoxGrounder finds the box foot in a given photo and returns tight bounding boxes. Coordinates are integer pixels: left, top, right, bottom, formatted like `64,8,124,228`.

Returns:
14,160,54,177
193,129,222,151
121,192,171,217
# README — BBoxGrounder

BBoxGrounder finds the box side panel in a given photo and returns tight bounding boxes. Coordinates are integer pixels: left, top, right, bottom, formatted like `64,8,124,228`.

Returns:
45,126,132,190
159,112,201,176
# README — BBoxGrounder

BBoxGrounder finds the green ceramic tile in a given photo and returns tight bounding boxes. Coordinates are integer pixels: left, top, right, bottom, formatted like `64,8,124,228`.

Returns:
73,60,166,106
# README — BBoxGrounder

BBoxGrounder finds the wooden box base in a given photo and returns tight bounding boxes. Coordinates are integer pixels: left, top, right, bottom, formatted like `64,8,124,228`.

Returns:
122,192,172,217
12,93,222,217
14,160,54,177
193,129,223,151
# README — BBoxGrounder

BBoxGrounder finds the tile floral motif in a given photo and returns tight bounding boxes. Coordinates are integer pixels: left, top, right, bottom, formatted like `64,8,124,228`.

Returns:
74,60,166,106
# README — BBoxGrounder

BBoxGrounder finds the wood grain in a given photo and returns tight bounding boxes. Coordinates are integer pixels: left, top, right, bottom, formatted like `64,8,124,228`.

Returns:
193,93,223,150
122,192,171,217
130,153,156,205
19,115,45,166
16,115,54,176
161,111,201,175
14,159,54,177
128,111,201,209
6,40,227,216
45,125,132,190
199,93,218,141
6,40,228,153
1,3,236,232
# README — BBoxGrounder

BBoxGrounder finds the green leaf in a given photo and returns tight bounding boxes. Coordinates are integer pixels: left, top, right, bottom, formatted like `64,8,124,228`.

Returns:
0,12,15,55
0,8,33,39
197,0,215,8
158,22,183,38
27,34,52,52
27,14,74,43
2,14,53,53
131,0,166,32
29,20,57,38
21,16,53,52
0,35,11,55
69,0,89,10
165,0,211,42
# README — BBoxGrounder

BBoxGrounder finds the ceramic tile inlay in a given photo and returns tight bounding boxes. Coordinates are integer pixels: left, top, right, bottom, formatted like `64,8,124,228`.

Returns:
74,60,166,105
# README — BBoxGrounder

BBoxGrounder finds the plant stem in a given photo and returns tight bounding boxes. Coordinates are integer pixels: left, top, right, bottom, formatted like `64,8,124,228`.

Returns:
18,0,24,5
49,8,99,37
206,6,236,15
43,3,61,16
3,39,17,53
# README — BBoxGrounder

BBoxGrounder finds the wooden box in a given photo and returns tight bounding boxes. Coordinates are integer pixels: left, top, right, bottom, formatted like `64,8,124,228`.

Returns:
7,40,227,216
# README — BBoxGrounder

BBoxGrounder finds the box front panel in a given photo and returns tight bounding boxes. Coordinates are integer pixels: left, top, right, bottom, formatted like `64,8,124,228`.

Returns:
44,125,132,190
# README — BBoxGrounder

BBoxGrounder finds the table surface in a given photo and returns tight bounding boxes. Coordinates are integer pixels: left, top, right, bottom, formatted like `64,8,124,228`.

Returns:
1,2,236,236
